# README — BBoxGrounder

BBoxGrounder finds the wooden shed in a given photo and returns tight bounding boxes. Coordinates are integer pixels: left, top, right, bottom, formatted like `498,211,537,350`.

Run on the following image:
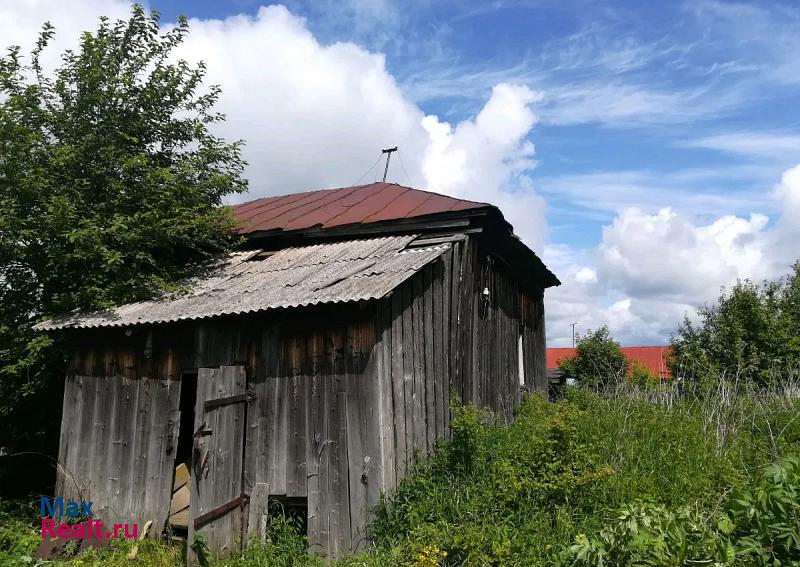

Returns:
37,182,559,558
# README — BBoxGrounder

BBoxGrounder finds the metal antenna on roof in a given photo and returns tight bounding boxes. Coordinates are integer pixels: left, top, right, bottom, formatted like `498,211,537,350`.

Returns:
381,146,398,182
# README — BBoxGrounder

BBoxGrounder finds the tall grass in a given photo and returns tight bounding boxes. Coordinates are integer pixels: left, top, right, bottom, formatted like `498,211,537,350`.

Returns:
1,375,797,566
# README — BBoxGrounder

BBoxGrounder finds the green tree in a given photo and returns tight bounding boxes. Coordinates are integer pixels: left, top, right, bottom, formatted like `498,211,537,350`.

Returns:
0,5,246,481
669,263,800,386
557,327,627,388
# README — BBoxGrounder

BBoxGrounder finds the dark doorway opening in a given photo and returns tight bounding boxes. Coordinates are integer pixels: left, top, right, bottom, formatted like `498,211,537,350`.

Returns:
168,372,198,539
176,372,198,465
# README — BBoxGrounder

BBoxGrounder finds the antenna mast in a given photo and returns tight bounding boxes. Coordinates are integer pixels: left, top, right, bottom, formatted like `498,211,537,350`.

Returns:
381,146,398,182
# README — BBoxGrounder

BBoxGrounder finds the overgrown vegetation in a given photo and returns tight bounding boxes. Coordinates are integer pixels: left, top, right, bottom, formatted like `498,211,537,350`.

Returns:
0,5,246,487
3,377,798,566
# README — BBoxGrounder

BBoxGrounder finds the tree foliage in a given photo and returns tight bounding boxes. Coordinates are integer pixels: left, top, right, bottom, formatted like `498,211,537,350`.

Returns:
669,263,800,386
0,5,246,467
557,326,628,388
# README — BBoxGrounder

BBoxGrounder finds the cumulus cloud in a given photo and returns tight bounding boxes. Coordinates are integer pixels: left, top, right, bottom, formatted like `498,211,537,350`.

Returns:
0,2,547,249
170,6,547,247
546,163,800,346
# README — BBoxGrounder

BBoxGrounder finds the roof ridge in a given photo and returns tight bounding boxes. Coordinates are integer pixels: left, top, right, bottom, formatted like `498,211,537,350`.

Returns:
234,182,491,209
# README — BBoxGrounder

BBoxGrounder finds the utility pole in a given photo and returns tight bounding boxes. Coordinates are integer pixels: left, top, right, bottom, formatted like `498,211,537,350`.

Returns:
381,146,398,182
571,323,577,348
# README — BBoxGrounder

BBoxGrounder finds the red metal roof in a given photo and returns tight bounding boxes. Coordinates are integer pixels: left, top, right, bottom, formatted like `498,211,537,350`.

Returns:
547,346,673,379
231,182,492,235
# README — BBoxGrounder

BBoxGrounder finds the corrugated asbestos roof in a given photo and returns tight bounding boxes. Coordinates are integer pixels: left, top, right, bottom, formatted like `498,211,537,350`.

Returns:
36,235,447,330
232,182,491,235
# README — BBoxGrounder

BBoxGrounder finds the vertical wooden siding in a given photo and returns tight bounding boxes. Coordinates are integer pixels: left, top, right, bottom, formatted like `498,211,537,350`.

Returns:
239,308,386,556
521,291,547,392
56,372,180,531
381,236,549,484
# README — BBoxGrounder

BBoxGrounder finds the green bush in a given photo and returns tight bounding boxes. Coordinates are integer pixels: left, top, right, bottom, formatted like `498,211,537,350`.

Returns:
670,262,800,386
558,454,800,566
558,327,628,388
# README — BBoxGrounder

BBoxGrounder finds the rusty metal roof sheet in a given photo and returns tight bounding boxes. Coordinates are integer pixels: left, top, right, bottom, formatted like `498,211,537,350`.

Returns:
232,182,492,235
36,236,447,330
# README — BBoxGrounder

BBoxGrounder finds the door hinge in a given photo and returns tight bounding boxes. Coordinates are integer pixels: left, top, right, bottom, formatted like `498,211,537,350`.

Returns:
194,493,250,530
204,390,257,412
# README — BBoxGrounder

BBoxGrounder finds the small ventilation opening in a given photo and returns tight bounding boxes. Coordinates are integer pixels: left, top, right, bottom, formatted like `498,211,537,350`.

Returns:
269,497,309,540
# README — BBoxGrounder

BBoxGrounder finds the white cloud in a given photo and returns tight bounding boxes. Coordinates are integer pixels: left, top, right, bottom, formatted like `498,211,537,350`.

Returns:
172,6,547,247
682,132,800,160
0,1,548,250
545,163,800,346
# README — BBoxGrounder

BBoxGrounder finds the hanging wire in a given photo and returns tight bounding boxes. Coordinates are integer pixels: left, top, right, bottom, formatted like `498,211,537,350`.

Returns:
352,152,384,186
397,149,414,187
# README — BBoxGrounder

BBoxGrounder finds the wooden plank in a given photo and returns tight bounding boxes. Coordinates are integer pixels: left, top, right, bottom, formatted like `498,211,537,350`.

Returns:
400,283,415,472
440,252,452,437
362,315,386,539
55,374,77,499
116,376,138,525
306,330,325,555
174,463,190,491
432,259,444,440
195,493,248,530
461,240,476,405
449,242,464,407
76,375,96,502
345,321,369,551
246,482,270,543
286,336,308,498
129,377,153,526
60,374,84,503
411,273,426,454
377,298,396,491
320,329,336,557
329,329,350,557
87,374,109,512
259,326,280,493
227,366,248,551
169,508,190,530
423,265,436,450
102,376,122,522
390,290,407,480
243,362,261,497
271,374,288,495
151,377,181,526
170,484,191,516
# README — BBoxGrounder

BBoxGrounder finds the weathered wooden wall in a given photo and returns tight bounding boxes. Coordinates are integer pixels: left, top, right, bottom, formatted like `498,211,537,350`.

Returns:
379,236,548,481
240,306,387,556
56,367,181,532
521,290,547,392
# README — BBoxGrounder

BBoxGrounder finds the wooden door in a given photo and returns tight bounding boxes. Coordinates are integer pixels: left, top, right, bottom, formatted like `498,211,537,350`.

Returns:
188,365,251,559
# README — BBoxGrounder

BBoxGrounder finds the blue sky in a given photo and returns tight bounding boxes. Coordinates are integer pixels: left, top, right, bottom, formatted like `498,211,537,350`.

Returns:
4,0,800,345
142,0,800,249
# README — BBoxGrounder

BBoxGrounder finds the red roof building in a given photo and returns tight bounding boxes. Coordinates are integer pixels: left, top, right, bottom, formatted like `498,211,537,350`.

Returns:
232,182,493,235
547,346,672,379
